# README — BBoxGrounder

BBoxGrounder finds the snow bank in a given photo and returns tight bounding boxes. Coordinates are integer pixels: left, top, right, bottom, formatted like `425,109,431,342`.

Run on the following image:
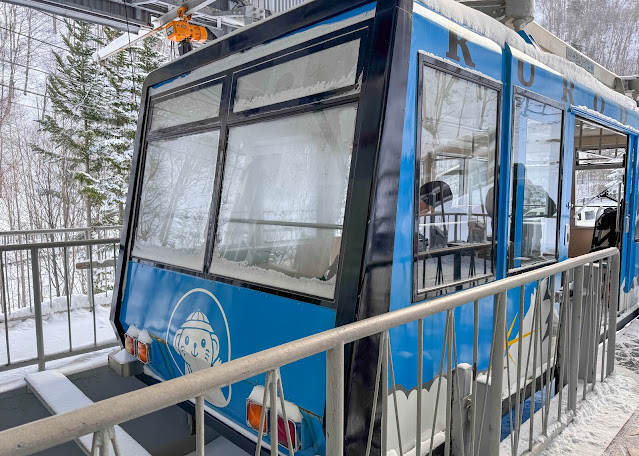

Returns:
0,291,113,322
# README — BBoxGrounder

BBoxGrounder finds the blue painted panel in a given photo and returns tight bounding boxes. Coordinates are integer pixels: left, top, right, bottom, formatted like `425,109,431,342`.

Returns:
119,262,336,453
389,6,504,391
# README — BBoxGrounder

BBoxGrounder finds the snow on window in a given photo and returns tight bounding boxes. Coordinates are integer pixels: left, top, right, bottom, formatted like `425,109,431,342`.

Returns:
415,64,499,295
133,130,220,270
209,104,357,299
151,82,222,131
508,96,562,270
233,39,360,112
149,6,375,97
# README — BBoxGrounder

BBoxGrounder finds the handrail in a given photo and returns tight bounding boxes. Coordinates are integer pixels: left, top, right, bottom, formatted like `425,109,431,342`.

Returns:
0,238,121,252
0,247,620,456
0,226,122,237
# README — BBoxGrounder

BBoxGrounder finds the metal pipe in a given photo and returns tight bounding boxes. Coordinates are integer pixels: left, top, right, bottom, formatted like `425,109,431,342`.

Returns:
0,251,10,365
88,242,97,346
487,291,507,455
0,248,619,456
0,238,120,253
417,319,423,456
63,246,72,351
326,343,344,456
0,226,121,238
31,248,45,372
568,265,584,412
607,254,620,375
269,369,278,455
195,396,205,456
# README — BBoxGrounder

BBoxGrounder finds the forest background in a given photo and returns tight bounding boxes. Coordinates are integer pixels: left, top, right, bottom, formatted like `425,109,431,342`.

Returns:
0,0,638,233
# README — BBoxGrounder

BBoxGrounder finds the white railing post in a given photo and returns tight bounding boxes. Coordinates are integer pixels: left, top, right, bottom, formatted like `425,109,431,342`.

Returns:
0,247,620,456
485,291,506,456
326,343,344,456
196,396,205,456
31,248,45,372
568,265,584,412
607,253,620,376
269,369,278,455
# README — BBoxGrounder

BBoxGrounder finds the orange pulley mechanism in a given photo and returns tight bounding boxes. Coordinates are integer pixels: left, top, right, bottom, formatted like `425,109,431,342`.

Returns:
165,6,212,55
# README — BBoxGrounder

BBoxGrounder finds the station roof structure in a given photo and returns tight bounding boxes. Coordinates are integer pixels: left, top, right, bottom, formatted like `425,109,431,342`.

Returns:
3,0,307,35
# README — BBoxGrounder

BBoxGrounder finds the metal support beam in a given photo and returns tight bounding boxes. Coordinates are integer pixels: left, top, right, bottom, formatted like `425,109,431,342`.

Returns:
2,0,151,32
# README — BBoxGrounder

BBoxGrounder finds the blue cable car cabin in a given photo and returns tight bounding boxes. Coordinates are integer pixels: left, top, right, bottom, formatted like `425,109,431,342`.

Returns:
110,0,639,454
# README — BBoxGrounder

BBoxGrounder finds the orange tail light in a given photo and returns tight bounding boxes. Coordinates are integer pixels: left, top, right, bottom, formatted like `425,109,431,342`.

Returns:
246,401,268,434
125,334,137,356
137,340,151,364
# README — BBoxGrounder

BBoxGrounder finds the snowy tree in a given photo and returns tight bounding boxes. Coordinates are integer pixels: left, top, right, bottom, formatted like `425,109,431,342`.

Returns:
97,31,167,224
32,19,111,227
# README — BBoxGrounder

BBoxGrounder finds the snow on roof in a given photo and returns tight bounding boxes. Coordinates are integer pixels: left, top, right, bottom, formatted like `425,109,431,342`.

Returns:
414,0,638,111
150,4,374,96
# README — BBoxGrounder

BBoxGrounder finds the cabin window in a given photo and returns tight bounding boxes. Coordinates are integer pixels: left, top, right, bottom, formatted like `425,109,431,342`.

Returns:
571,119,626,257
508,94,563,271
150,81,222,131
132,130,220,270
414,62,499,299
233,39,360,113
210,104,357,299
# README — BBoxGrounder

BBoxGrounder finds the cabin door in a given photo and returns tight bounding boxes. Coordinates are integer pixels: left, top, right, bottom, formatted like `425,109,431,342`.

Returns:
569,118,627,260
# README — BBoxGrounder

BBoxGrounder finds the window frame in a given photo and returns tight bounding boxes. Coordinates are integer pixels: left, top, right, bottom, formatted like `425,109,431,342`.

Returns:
228,27,368,118
413,53,503,302
129,21,373,307
507,87,566,275
147,76,225,136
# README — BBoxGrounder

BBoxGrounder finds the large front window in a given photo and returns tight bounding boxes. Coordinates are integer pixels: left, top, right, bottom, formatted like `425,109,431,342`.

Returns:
132,27,365,300
414,60,500,298
132,130,220,270
508,94,563,271
210,105,357,299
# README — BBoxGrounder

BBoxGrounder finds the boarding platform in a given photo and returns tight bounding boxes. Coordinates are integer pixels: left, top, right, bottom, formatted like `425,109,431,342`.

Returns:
25,370,150,456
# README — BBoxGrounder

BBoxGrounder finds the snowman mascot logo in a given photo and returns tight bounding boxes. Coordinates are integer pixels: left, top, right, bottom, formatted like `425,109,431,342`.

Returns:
167,289,231,407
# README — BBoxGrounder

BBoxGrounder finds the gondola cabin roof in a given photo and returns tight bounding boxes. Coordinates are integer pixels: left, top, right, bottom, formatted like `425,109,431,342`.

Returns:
146,0,638,113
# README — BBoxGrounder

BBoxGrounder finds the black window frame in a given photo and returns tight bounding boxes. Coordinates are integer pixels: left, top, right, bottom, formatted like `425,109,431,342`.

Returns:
229,28,367,118
129,20,373,308
507,87,566,275
147,76,226,136
413,53,503,302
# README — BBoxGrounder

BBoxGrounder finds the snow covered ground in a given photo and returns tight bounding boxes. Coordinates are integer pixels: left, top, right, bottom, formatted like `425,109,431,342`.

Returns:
536,318,639,456
0,294,117,393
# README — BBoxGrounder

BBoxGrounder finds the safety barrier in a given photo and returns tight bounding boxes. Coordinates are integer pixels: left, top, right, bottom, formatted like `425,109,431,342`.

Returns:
0,227,121,372
0,247,620,456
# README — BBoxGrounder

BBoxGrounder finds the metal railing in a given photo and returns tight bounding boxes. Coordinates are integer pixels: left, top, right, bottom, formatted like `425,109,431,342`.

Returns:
0,227,121,372
0,247,620,456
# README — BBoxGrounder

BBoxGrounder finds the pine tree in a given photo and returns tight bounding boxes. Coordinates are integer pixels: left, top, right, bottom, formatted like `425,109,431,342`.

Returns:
32,20,111,227
97,31,167,224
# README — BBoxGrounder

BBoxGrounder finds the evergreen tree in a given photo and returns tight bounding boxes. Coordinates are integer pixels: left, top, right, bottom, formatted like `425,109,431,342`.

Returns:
32,20,110,226
97,31,167,224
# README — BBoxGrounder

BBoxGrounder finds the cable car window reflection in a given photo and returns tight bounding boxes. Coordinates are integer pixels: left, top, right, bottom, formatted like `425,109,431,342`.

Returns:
151,82,222,131
233,39,360,113
415,64,499,297
508,96,562,271
209,104,357,299
132,130,220,270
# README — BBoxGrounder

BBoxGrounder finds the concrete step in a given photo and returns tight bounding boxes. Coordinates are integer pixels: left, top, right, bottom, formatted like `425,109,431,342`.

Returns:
25,370,151,456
